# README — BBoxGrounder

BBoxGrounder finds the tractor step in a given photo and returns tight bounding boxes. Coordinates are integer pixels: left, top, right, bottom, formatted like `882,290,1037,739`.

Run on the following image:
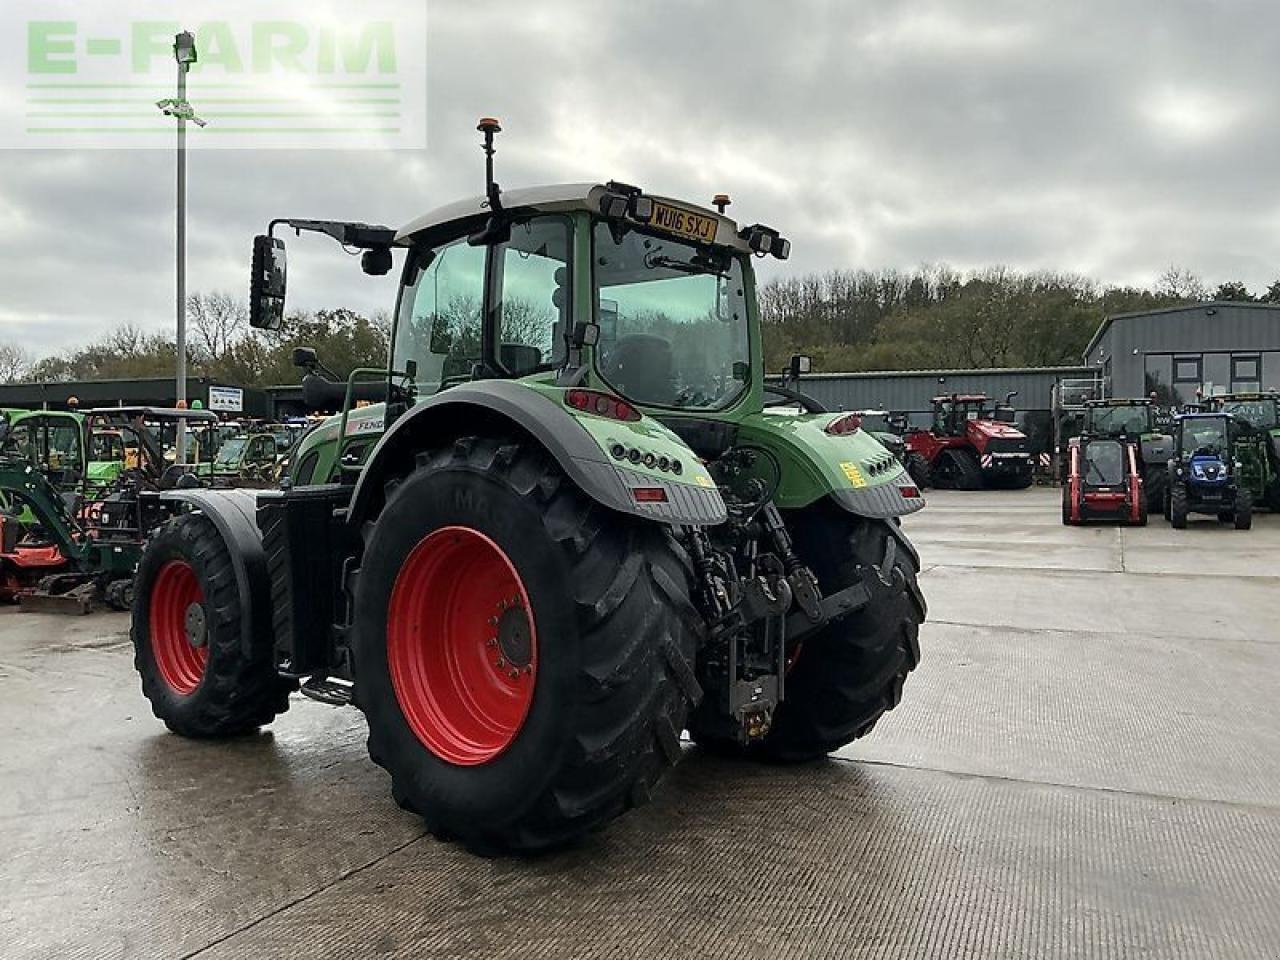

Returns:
300,676,353,706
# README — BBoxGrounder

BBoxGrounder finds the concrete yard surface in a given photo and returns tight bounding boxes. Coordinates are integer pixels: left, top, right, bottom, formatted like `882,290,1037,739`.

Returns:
2,487,1279,958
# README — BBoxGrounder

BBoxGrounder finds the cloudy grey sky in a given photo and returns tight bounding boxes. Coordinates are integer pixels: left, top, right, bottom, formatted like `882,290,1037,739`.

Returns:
2,0,1279,356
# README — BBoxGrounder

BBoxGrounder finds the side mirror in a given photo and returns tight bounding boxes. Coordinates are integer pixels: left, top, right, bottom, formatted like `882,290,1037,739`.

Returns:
361,246,393,276
788,354,812,378
292,346,318,369
249,235,287,330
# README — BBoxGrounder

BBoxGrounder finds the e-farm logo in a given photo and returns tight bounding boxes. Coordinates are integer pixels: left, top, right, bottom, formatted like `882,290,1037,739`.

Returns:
2,1,426,149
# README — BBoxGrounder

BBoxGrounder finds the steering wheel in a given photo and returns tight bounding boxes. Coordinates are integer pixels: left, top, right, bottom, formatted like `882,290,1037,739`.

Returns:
763,383,827,414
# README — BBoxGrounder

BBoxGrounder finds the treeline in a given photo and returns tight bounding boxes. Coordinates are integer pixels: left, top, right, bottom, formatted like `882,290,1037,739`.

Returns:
2,266,1279,387
0,293,390,388
758,266,1280,374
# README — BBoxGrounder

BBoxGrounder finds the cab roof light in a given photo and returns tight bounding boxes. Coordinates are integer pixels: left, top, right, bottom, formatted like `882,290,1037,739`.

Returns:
564,388,641,422
739,223,791,260
600,181,653,223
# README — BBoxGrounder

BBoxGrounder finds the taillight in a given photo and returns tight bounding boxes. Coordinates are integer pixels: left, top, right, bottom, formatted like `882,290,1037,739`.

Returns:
631,487,669,503
565,388,641,422
825,413,862,435
900,485,921,499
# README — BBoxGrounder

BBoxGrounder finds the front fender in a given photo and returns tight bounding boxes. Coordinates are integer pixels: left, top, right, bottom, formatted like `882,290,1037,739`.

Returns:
347,380,727,529
156,488,272,658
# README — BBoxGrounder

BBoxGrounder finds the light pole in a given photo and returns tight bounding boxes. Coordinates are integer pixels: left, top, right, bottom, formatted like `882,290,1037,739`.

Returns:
158,30,202,463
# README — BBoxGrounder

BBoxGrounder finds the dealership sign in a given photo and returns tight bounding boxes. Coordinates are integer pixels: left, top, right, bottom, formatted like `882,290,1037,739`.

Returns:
207,385,244,412
1,0,426,149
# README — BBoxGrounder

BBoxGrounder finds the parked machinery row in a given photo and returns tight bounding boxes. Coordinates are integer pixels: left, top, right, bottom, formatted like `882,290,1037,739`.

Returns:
1062,393,1279,529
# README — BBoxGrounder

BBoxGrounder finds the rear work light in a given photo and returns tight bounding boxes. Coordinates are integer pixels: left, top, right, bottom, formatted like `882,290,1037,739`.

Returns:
825,413,862,435
564,388,641,422
631,487,669,503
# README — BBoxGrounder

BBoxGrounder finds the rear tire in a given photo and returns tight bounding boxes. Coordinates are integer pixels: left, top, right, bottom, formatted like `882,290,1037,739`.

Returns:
1143,466,1167,515
351,436,700,854
132,514,294,737
1235,489,1253,530
689,507,924,762
1170,483,1188,529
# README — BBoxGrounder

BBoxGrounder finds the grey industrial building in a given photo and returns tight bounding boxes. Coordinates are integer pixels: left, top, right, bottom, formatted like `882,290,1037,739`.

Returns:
1083,301,1280,404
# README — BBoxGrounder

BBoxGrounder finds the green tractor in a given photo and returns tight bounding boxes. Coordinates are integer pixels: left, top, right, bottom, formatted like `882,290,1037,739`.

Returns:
130,122,927,854
1207,392,1280,510
190,430,285,488
1078,398,1173,509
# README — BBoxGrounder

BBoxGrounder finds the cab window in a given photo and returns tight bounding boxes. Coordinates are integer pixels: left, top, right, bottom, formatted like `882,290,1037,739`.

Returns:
494,217,571,376
394,236,487,395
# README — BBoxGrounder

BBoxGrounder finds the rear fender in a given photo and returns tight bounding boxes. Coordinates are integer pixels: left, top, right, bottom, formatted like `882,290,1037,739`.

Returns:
157,488,271,658
346,380,726,530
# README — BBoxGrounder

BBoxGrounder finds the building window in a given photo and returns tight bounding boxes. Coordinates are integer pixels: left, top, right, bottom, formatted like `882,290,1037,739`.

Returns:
1173,356,1202,383
1232,355,1260,383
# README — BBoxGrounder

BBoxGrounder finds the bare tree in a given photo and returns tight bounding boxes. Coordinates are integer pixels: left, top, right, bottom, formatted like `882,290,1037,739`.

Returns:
186,292,248,366
0,342,31,382
1156,265,1209,302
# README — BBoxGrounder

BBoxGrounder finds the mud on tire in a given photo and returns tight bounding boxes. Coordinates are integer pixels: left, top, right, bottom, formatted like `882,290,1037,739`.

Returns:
351,436,701,854
132,513,295,737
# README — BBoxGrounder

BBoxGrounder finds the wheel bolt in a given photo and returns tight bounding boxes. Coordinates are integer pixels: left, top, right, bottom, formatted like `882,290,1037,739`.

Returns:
496,656,506,668
487,637,498,647
508,669,519,680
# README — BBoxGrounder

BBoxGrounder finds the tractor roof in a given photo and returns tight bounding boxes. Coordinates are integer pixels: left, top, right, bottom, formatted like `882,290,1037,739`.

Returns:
395,183,751,252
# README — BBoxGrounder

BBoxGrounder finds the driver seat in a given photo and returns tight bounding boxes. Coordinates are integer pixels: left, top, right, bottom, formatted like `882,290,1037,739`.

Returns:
605,334,675,405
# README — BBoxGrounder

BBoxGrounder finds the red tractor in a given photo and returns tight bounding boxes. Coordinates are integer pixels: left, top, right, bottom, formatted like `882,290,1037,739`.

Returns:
904,393,1036,490
1061,432,1146,525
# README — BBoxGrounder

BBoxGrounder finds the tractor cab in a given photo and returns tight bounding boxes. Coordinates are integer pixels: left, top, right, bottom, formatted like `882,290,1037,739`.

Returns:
931,394,1013,436
1082,398,1155,439
1166,412,1251,529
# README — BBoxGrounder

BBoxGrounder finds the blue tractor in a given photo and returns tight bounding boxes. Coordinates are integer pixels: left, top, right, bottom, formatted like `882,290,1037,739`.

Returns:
1165,412,1252,530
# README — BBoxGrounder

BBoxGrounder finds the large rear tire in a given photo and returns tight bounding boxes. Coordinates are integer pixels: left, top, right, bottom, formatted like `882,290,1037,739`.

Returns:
351,436,700,854
1143,466,1167,515
689,507,924,762
1235,489,1253,530
132,514,294,737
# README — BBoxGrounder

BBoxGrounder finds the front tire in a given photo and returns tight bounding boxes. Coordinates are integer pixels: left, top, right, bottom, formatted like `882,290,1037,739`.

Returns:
351,437,700,853
132,514,294,737
1170,482,1189,529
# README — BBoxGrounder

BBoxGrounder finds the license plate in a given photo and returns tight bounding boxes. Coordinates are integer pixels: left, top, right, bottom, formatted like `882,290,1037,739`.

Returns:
650,202,718,244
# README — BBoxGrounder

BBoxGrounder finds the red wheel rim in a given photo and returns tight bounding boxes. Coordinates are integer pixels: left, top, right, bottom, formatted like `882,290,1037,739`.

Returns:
149,559,208,695
387,526,538,766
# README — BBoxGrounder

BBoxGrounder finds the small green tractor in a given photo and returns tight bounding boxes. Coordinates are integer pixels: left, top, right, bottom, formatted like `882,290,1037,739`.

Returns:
130,121,927,854
1206,392,1280,511
190,429,285,488
1164,412,1252,529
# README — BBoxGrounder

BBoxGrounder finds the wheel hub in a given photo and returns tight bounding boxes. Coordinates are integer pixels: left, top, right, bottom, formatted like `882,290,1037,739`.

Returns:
496,602,532,668
184,602,207,648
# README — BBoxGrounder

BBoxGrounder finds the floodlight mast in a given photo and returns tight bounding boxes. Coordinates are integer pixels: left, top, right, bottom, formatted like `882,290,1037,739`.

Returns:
172,30,197,463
